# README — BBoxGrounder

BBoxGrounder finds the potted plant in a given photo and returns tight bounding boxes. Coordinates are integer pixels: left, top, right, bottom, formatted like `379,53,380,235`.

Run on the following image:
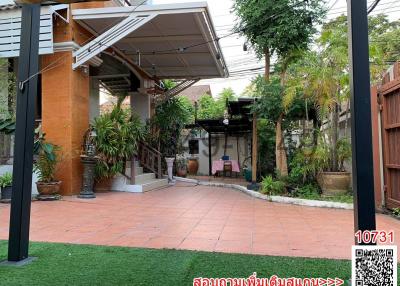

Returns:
315,137,352,196
92,101,144,187
176,157,188,177
0,172,12,201
33,130,62,196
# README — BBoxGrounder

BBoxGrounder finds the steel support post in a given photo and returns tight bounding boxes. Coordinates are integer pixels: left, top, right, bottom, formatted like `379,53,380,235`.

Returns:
347,0,377,243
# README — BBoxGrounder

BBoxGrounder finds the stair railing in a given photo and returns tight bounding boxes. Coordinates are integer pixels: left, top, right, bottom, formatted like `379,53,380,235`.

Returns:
132,141,162,185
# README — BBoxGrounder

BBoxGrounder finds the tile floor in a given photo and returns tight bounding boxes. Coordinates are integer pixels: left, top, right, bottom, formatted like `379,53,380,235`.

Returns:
1,182,399,260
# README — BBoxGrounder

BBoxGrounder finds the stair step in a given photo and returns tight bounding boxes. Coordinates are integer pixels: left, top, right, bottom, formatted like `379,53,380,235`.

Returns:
125,167,143,176
134,173,156,184
126,161,141,168
142,179,169,192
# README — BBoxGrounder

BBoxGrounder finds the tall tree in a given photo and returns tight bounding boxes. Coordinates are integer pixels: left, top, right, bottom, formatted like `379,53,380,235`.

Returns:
233,0,325,176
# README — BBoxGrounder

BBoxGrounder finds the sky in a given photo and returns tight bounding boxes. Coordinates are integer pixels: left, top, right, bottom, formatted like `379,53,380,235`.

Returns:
153,0,400,97
2,0,397,98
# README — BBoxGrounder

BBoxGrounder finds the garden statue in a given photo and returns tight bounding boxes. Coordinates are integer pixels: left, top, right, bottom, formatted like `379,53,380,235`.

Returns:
79,127,98,199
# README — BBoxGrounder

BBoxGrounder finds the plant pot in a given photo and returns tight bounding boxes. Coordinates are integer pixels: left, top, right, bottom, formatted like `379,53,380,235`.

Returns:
176,168,187,177
94,177,114,193
243,168,252,182
187,158,199,175
317,172,351,196
1,186,12,200
36,181,61,196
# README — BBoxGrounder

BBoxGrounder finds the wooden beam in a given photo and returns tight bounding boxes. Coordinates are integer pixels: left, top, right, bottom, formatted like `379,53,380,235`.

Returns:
208,133,212,176
251,113,257,183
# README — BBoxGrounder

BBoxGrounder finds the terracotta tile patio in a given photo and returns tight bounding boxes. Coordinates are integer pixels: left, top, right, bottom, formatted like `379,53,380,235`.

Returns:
1,182,399,260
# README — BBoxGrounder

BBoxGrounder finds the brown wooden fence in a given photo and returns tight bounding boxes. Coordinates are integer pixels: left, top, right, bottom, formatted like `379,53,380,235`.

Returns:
379,62,400,209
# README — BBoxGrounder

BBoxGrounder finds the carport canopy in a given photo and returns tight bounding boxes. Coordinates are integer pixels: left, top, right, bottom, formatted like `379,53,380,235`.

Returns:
72,2,228,79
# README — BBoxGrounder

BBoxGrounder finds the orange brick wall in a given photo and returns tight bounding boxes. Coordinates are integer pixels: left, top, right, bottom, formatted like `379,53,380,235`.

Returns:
41,52,89,195
40,4,98,195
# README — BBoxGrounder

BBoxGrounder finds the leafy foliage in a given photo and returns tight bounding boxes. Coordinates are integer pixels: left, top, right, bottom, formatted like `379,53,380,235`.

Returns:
0,117,15,134
0,172,12,188
233,0,325,59
260,175,286,196
151,97,191,157
250,75,310,124
197,88,236,120
33,130,60,183
392,208,400,217
93,105,144,179
294,184,321,200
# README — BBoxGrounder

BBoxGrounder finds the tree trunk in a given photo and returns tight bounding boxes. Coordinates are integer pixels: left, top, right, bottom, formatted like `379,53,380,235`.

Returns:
331,103,339,172
264,48,270,82
274,64,289,177
275,114,288,176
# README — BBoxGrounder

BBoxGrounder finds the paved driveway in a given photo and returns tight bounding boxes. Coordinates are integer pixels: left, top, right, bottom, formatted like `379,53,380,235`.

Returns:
1,182,399,260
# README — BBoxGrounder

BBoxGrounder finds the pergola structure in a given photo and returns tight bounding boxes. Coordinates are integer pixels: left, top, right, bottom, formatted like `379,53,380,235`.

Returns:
188,98,254,177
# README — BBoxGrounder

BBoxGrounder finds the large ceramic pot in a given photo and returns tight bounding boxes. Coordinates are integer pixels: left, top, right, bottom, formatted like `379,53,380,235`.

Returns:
317,172,351,196
1,186,12,200
36,181,61,196
187,158,199,175
176,168,187,178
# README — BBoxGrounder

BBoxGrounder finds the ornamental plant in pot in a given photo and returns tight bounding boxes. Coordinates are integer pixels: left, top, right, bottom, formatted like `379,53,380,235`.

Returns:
33,129,61,196
314,137,352,196
92,98,144,186
175,157,187,177
0,172,12,201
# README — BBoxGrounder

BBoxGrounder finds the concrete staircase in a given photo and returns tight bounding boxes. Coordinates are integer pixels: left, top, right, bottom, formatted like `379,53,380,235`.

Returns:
95,161,168,193
124,162,169,193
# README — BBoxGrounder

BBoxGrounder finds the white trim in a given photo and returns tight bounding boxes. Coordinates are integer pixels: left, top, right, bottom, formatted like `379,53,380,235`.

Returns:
53,41,103,67
53,41,80,52
72,13,157,69
72,2,209,19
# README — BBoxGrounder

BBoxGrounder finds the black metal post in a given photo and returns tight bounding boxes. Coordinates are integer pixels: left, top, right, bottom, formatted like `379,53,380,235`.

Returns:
347,0,376,242
8,4,41,262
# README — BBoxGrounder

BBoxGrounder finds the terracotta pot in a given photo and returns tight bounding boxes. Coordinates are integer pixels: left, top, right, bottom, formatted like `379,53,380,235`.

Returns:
176,168,187,177
94,177,114,193
36,181,61,196
317,172,351,196
187,158,199,175
1,186,12,200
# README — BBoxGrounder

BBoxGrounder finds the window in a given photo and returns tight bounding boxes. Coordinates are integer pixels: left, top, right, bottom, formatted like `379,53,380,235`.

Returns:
189,139,199,155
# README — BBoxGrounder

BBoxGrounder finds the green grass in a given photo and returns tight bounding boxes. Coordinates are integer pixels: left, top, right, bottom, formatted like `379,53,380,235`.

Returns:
0,241,353,286
297,193,354,204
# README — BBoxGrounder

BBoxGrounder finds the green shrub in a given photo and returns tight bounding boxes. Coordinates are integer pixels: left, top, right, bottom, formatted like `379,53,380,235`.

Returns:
260,176,286,195
295,184,320,200
93,105,144,179
33,129,60,183
393,208,400,217
0,172,12,188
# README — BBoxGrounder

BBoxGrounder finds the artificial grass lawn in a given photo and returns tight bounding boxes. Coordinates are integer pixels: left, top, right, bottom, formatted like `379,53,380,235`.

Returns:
0,241,352,286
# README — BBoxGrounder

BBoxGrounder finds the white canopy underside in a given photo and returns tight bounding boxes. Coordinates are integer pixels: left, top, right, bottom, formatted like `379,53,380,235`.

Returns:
72,2,228,79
